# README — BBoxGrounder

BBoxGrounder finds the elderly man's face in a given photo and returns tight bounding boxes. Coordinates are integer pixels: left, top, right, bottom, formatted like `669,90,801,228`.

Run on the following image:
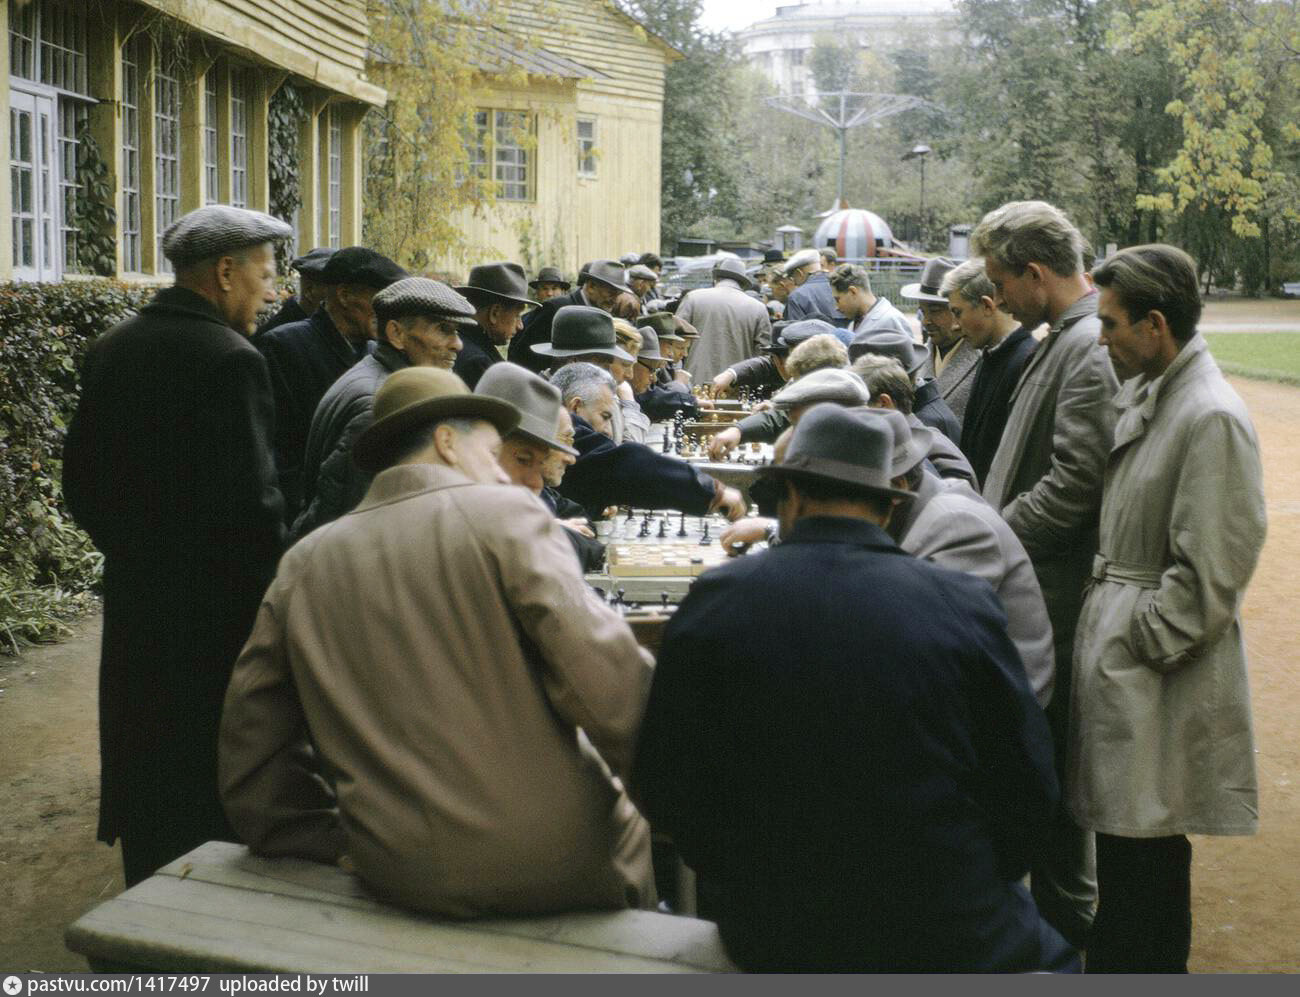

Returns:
632,359,660,394
542,410,577,487
631,277,655,297
919,300,960,349
333,283,381,343
224,243,279,334
481,302,527,346
574,386,617,437
497,433,555,494
583,279,621,311
985,257,1048,329
388,316,463,369
534,281,566,303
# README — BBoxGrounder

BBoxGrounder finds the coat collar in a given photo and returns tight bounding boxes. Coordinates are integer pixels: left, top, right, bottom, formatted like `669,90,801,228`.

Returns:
887,468,941,543
354,462,477,512
784,514,904,554
1110,333,1210,453
1011,290,1097,402
373,341,410,374
142,286,233,329
311,307,366,365
460,322,498,357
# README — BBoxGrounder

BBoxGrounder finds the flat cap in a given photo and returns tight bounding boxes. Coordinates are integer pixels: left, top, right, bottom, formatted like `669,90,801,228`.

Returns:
161,205,293,267
628,264,658,282
372,277,477,326
772,367,871,410
321,246,408,289
291,247,335,276
783,248,821,276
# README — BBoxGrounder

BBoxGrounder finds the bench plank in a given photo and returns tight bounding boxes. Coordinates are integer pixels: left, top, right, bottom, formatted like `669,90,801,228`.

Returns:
66,843,735,973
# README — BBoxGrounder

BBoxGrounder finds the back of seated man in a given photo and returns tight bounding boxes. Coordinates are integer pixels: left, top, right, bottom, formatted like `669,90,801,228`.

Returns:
550,361,746,521
220,366,655,917
632,404,1074,972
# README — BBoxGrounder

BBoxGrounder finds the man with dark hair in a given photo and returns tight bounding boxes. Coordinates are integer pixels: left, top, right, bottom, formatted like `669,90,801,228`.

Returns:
453,262,536,388
637,252,664,275
848,331,962,443
834,264,912,341
256,246,408,518
256,247,334,335
510,260,631,373
63,205,292,886
1072,244,1265,973
634,404,1073,972
969,199,1119,951
904,258,979,424
529,265,571,304
818,246,838,271
292,278,477,539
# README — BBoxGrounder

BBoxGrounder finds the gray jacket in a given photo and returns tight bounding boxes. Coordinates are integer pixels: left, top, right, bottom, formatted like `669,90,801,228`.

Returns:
1069,335,1265,837
893,472,1055,706
981,292,1119,685
678,280,772,383
925,338,981,425
292,342,409,541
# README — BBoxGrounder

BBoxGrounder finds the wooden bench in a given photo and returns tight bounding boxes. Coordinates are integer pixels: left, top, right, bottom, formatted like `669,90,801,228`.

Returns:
65,841,737,973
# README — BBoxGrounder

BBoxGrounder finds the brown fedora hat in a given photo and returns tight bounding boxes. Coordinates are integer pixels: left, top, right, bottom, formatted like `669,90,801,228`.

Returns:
353,367,520,475
456,261,536,309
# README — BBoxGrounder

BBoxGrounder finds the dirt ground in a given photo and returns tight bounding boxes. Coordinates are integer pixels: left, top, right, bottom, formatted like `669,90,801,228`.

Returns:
2,376,1298,973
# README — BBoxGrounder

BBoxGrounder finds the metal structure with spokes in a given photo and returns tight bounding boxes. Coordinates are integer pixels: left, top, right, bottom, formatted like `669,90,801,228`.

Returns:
763,91,934,209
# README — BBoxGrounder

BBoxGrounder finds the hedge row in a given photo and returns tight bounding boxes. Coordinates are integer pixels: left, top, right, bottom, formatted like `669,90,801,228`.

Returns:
0,280,155,652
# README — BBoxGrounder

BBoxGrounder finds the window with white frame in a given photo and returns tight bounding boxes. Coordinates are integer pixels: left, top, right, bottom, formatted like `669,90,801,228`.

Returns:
120,34,143,272
230,69,248,209
577,116,596,178
154,58,181,273
328,106,342,248
7,0,92,279
493,110,531,201
203,70,219,204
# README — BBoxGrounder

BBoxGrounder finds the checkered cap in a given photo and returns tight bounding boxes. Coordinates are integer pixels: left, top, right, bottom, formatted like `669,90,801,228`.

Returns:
372,277,477,325
161,206,293,267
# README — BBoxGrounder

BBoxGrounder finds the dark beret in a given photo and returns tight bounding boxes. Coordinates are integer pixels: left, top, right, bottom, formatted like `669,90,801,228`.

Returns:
291,247,336,276
321,246,409,289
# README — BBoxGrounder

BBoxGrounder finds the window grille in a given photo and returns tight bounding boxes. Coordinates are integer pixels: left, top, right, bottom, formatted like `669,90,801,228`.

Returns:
37,0,88,94
57,99,85,270
204,71,219,204
120,36,143,272
493,110,530,201
327,107,342,248
577,117,596,177
154,58,181,273
230,69,248,209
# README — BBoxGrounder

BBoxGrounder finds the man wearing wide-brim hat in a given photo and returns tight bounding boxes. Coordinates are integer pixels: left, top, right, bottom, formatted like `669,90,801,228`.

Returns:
529,265,571,304
641,311,693,394
902,257,980,424
510,260,632,374
221,364,658,919
292,276,478,541
675,256,773,383
633,403,1072,973
257,246,335,336
533,305,640,444
453,261,536,390
630,327,697,422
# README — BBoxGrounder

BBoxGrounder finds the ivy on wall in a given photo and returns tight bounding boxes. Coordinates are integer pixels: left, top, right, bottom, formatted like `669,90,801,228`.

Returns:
269,82,308,273
70,122,118,277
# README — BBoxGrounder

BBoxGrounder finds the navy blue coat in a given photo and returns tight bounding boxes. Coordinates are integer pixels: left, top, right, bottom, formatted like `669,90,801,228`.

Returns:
783,272,849,328
560,415,717,517
632,516,1060,972
913,377,963,443
635,383,699,422
960,327,1038,489
451,323,502,389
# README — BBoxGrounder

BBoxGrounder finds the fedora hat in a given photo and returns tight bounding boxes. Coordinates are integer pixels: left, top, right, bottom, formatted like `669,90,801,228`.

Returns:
641,311,683,343
772,368,871,411
353,367,520,476
765,320,794,355
762,248,786,265
528,265,571,291
578,260,632,293
901,257,958,303
531,305,635,362
456,262,536,309
756,404,913,500
712,257,757,291
876,407,933,477
849,329,925,377
475,363,578,456
636,327,667,364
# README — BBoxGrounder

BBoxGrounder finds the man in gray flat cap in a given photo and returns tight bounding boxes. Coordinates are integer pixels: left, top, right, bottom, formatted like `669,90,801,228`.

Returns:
292,277,478,541
256,246,408,518
256,247,335,335
676,257,773,383
63,205,293,886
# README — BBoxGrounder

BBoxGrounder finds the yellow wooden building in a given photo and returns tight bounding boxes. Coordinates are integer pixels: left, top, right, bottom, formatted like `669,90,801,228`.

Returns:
1,0,384,283
434,0,679,276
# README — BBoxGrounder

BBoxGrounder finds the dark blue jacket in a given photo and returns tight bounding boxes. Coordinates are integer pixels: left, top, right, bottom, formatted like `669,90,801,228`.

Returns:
783,272,849,329
452,323,502,389
913,377,963,443
635,383,699,422
632,516,1060,972
509,287,586,373
961,327,1038,489
560,415,717,517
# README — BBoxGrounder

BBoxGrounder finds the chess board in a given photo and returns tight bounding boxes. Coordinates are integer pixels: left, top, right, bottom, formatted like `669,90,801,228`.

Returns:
606,541,731,577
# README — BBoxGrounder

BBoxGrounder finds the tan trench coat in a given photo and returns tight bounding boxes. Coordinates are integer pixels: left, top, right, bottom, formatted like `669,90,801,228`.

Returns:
220,463,656,916
1068,335,1266,837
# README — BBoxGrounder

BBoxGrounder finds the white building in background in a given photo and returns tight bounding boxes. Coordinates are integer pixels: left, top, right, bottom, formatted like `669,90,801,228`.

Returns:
736,1,958,96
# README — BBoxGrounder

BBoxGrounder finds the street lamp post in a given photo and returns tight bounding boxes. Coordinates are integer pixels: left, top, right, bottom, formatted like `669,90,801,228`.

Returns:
902,143,932,245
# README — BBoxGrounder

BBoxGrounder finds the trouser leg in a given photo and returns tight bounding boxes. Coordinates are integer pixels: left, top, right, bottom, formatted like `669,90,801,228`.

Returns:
1087,833,1192,973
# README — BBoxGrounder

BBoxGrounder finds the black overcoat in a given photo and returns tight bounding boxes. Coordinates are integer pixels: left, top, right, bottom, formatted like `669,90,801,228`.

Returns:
508,287,585,373
62,287,285,871
960,327,1038,489
451,323,503,389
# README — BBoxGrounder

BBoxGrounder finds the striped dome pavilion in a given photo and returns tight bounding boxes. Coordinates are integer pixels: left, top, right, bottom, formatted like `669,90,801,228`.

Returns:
813,207,895,260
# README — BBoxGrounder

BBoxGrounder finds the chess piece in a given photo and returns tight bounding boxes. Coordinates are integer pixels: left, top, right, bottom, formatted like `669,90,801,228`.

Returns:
699,522,711,546
638,518,650,538
662,426,671,454
678,511,688,538
615,586,626,607
624,506,635,522
658,518,667,539
660,591,670,609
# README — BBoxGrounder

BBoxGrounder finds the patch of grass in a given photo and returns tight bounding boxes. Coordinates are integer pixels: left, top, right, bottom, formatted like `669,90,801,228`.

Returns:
1204,332,1300,386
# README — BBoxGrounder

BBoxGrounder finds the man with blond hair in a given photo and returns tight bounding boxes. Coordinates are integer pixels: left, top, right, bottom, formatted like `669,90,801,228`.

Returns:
969,199,1119,952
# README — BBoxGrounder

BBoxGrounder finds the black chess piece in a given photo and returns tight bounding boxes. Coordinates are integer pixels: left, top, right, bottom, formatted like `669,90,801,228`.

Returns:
662,426,671,453
678,511,688,538
638,517,650,538
660,591,670,609
699,522,711,546
615,586,626,607
657,518,667,539
624,506,635,522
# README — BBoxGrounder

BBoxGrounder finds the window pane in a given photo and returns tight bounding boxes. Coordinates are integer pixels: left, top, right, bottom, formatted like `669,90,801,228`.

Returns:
230,69,248,209
121,36,142,272
204,71,219,204
154,58,182,273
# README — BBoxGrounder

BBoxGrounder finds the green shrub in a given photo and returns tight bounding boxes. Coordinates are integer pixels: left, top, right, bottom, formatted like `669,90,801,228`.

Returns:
0,280,155,652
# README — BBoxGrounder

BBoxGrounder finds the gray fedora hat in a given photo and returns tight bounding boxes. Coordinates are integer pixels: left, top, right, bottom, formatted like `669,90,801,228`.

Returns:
901,257,959,303
352,367,520,475
712,257,757,291
531,305,635,362
457,261,536,309
849,329,925,377
641,311,683,343
756,404,913,500
876,407,933,477
635,327,667,364
772,368,871,411
475,363,578,456
529,265,570,291
578,260,632,293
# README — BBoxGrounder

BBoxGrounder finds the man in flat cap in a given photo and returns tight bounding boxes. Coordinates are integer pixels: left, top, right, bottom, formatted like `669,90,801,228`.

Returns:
675,257,772,383
63,205,293,886
510,260,631,374
782,249,845,328
529,265,571,304
453,261,537,389
256,246,408,518
292,277,477,540
256,247,335,336
221,366,656,917
633,404,1072,972
627,264,659,306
